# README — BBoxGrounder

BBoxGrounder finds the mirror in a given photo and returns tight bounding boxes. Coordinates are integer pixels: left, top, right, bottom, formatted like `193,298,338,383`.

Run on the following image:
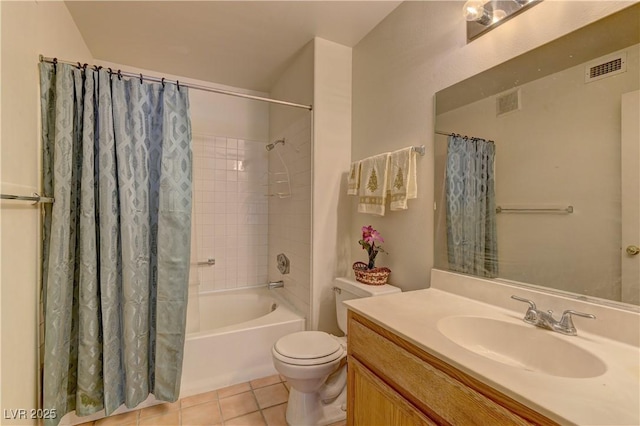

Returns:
434,4,640,307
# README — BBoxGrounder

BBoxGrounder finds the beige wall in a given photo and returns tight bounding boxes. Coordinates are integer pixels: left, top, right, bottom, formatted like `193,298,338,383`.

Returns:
1,1,92,423
311,38,352,333
351,0,634,292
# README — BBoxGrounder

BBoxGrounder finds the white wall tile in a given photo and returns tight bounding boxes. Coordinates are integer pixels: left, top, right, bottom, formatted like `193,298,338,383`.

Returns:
193,134,270,290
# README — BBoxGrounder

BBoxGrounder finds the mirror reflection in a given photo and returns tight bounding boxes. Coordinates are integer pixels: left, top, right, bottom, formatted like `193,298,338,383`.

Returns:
434,4,640,307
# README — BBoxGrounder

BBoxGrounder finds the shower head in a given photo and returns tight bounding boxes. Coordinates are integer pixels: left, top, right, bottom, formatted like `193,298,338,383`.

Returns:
265,139,285,151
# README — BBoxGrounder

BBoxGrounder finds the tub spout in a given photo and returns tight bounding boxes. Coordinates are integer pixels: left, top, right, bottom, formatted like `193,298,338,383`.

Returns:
268,280,284,290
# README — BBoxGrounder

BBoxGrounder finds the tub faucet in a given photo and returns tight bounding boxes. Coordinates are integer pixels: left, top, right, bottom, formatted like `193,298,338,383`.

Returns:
268,280,284,290
511,295,596,336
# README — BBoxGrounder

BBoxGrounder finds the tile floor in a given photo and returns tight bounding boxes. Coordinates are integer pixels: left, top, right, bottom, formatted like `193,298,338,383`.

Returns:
76,374,347,426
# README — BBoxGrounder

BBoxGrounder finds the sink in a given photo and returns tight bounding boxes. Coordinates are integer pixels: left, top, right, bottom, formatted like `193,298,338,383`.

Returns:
437,316,607,378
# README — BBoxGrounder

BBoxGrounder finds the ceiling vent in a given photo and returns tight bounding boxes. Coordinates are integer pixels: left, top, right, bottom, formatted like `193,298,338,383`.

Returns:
496,89,521,117
585,52,627,83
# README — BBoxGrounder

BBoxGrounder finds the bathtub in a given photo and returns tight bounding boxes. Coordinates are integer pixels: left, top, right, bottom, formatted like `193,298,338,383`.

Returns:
180,286,305,398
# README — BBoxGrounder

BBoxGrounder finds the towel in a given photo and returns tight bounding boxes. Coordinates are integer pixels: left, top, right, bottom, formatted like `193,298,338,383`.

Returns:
347,161,361,195
388,147,417,210
358,153,390,216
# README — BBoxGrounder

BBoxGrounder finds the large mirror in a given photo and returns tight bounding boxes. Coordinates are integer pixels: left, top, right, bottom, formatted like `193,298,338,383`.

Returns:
434,4,640,308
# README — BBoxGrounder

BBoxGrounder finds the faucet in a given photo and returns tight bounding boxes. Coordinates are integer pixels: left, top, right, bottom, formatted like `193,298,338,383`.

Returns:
268,280,284,290
511,295,595,336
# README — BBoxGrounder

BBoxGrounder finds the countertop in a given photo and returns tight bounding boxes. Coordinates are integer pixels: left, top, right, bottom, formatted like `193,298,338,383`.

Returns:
345,288,640,425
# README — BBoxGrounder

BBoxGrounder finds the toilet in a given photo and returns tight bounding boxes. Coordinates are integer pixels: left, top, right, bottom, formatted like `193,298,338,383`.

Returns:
272,277,401,426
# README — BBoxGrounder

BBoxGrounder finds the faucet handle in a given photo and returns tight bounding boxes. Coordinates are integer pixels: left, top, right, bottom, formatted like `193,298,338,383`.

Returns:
511,295,537,309
559,310,596,336
511,295,538,324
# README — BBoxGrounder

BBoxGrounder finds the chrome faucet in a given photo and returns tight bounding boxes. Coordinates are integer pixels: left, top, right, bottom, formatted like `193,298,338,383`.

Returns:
511,295,596,336
268,280,284,290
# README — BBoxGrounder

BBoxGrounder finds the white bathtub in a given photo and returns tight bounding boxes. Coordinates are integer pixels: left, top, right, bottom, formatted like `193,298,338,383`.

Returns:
180,286,305,398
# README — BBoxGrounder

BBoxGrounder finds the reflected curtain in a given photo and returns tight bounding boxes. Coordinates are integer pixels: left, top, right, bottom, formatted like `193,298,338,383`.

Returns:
445,135,498,278
40,63,192,425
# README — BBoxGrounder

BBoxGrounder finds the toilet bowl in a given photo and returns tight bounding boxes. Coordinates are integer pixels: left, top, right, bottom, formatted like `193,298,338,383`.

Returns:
272,278,401,426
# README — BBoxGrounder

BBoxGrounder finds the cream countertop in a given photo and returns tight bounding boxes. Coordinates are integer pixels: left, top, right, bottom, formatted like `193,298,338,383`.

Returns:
345,287,640,426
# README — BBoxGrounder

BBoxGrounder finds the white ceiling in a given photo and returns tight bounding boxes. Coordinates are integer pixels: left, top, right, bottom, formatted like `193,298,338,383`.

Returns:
65,1,402,92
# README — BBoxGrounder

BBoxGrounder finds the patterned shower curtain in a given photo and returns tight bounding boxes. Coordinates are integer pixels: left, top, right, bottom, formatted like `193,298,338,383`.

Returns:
40,63,192,425
445,135,498,278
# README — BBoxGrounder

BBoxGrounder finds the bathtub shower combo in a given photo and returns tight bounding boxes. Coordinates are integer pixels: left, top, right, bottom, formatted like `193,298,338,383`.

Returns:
181,136,305,398
181,286,304,397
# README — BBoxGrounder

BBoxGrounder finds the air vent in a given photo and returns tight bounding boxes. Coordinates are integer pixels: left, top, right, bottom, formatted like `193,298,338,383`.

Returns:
585,52,627,83
496,89,521,117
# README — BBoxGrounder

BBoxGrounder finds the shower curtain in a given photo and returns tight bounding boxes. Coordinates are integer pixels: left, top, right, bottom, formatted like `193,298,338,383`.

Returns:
40,63,192,425
445,135,498,278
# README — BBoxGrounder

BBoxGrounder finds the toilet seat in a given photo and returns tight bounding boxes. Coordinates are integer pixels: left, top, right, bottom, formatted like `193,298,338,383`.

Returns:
273,331,345,366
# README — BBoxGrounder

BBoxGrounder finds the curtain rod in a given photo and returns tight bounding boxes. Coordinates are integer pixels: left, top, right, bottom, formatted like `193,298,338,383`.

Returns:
435,130,494,143
39,55,313,111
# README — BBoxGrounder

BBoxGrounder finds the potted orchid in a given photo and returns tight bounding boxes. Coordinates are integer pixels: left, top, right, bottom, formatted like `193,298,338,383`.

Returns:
353,225,391,285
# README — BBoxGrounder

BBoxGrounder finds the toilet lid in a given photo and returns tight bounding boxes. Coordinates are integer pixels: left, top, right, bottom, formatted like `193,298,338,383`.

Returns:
274,331,342,360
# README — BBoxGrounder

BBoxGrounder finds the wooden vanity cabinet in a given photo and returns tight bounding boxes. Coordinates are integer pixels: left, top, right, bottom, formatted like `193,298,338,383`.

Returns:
347,311,557,426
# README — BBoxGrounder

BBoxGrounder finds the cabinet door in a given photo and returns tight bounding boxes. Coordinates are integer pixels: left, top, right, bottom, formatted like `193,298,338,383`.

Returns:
348,358,437,426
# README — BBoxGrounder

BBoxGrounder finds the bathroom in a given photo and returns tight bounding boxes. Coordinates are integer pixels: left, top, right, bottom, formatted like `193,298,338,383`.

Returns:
1,1,638,425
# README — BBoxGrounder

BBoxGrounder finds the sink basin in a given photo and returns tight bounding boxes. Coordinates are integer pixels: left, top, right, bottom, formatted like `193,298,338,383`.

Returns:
437,316,607,378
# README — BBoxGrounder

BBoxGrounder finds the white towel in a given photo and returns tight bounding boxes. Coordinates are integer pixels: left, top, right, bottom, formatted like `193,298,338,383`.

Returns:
358,153,390,216
388,147,417,210
347,161,361,195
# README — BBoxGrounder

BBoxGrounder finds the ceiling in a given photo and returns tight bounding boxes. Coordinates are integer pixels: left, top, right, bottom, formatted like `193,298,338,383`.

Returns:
65,1,402,93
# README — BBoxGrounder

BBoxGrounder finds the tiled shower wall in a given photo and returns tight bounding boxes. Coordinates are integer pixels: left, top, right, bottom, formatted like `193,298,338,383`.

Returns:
192,134,270,291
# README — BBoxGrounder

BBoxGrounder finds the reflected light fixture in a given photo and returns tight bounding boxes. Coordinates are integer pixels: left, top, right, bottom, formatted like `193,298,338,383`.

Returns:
464,0,541,42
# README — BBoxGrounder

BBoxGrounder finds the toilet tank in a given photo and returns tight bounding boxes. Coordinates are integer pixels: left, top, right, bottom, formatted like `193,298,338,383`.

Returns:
334,277,401,334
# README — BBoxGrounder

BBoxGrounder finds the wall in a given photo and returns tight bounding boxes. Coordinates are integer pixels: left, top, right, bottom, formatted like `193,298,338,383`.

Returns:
311,38,352,333
435,44,639,300
268,42,314,322
0,2,93,424
192,135,270,292
350,0,634,292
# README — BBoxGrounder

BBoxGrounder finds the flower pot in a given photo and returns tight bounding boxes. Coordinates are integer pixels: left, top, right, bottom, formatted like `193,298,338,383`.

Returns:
352,261,391,286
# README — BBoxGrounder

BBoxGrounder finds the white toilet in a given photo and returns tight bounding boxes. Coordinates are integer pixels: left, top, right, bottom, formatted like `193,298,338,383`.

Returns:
272,277,401,426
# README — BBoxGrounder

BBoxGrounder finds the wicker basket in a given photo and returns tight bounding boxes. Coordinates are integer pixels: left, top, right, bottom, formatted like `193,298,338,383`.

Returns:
352,262,391,286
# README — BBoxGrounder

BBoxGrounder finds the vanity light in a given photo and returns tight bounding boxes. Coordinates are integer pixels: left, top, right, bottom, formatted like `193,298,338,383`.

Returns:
463,0,493,26
465,0,542,42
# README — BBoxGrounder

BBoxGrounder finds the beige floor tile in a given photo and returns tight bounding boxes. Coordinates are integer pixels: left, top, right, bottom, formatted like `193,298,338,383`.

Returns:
180,401,222,425
253,383,288,409
139,400,180,419
223,411,266,426
139,410,180,426
249,374,281,390
219,391,259,420
75,422,95,426
94,410,138,426
327,420,347,426
217,382,251,399
261,403,287,426
180,390,218,409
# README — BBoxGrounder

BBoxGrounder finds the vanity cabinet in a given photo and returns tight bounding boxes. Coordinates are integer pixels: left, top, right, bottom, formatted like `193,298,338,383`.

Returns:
347,311,557,426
